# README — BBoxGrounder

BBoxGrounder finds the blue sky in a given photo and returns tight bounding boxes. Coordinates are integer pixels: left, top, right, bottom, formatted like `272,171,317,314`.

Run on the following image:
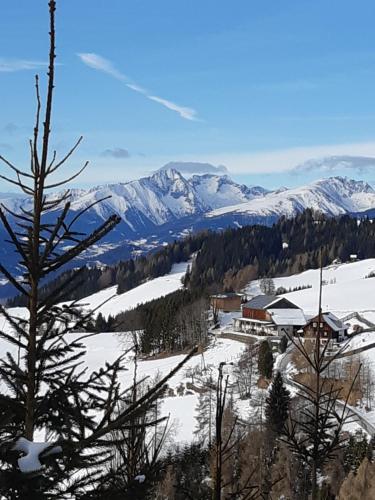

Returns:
2,0,375,190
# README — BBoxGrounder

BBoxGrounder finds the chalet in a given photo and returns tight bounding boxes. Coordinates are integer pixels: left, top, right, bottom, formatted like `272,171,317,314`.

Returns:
233,295,306,337
303,312,348,344
210,293,246,313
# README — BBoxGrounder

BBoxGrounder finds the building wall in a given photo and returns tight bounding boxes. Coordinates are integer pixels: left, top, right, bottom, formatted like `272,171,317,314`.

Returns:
211,296,242,312
234,318,276,336
303,322,338,341
242,307,270,321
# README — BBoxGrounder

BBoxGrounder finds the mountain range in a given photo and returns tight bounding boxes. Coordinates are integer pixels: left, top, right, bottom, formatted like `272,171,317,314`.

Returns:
0,166,375,297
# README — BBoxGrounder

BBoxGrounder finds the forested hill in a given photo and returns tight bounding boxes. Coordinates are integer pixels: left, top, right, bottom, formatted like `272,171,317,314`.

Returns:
8,209,375,307
115,210,375,354
8,232,208,307
187,209,375,291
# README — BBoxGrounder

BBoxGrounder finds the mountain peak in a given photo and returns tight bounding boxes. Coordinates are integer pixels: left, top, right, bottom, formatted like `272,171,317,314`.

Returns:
315,176,374,195
152,167,184,182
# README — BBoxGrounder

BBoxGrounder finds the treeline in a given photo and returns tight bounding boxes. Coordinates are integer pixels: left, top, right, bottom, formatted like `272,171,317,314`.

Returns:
8,232,208,307
9,210,375,316
187,209,375,291
114,289,208,354
115,210,375,355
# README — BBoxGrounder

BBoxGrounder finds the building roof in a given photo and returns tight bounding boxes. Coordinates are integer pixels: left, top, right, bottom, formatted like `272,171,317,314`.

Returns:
242,295,278,309
323,312,348,332
211,292,244,299
307,312,348,332
268,308,307,326
235,317,273,325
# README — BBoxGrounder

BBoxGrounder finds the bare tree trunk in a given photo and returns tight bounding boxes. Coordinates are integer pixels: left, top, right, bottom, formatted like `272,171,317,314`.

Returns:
25,0,56,441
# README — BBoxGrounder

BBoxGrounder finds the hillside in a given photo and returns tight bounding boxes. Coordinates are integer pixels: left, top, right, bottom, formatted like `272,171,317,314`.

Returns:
246,258,375,320
1,173,375,286
208,176,375,219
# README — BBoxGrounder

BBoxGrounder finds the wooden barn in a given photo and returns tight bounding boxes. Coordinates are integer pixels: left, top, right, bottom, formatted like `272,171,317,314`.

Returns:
210,293,246,313
303,312,348,344
234,295,306,337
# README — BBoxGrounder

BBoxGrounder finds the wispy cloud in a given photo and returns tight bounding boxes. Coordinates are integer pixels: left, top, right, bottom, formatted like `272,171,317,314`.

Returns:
159,161,228,175
101,147,130,159
0,58,47,72
292,155,375,175
77,53,198,121
185,142,375,175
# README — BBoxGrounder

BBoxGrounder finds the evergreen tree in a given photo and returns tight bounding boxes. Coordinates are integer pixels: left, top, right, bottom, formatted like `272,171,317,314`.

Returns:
0,3,197,498
279,335,288,354
265,371,291,434
344,431,372,474
258,341,274,378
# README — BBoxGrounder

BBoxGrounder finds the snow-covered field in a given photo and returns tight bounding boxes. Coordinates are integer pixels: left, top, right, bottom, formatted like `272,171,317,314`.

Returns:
3,258,375,445
80,332,250,443
246,258,375,319
74,261,189,319
244,259,375,431
0,260,253,446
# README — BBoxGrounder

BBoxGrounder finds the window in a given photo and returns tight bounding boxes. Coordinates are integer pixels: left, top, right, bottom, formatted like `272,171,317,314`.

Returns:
313,322,317,327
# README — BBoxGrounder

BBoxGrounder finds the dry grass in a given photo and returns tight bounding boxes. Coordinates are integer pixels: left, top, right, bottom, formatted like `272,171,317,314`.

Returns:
257,376,271,389
294,368,362,406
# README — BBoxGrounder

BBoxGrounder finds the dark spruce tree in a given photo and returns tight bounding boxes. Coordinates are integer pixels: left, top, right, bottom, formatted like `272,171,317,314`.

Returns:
257,341,274,379
0,2,196,498
278,335,288,354
265,371,291,435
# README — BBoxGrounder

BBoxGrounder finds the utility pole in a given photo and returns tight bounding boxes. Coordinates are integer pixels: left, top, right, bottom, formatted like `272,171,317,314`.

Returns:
213,361,232,500
311,242,324,500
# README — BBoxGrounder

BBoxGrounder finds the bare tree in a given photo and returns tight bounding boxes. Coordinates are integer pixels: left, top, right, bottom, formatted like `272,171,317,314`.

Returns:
259,278,275,296
234,344,255,399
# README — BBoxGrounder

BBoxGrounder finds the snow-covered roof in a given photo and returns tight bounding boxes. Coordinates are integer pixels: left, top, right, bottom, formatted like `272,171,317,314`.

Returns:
322,312,347,332
306,312,348,332
268,308,307,326
211,293,244,299
235,317,273,325
243,295,278,309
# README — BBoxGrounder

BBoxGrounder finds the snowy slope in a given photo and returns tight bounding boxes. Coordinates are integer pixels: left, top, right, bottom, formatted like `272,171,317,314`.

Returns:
246,258,375,319
207,177,375,219
0,308,249,444
189,174,267,210
81,333,249,443
78,261,189,318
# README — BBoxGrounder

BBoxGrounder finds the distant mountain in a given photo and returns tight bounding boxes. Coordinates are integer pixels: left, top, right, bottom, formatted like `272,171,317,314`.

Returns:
206,176,375,220
48,168,266,231
0,169,266,292
1,171,375,299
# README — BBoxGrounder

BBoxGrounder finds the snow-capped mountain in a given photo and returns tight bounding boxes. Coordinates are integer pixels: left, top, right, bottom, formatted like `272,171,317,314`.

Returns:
0,168,266,289
207,176,375,219
1,171,375,299
47,168,266,232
